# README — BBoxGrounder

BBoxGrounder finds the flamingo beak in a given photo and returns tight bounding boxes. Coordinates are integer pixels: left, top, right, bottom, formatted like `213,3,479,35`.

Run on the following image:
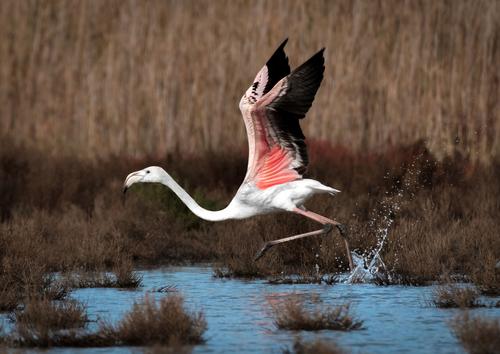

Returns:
123,171,145,194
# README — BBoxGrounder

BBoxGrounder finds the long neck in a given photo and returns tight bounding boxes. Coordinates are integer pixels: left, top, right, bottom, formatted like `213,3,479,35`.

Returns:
160,172,235,222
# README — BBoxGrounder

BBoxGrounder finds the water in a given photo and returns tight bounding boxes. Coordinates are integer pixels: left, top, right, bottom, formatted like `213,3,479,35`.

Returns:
6,266,498,354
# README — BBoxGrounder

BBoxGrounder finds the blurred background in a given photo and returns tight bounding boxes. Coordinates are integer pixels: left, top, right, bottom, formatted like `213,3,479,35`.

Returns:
1,0,498,162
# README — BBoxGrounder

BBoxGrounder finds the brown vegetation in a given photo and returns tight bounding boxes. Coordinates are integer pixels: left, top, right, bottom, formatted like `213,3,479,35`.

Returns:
13,297,87,347
101,294,206,346
0,140,499,291
284,337,346,354
432,284,482,308
450,313,500,354
4,294,205,348
271,296,362,331
62,269,141,289
0,0,498,162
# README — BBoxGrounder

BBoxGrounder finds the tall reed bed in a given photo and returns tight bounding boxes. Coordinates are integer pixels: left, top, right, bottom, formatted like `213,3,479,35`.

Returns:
0,0,498,161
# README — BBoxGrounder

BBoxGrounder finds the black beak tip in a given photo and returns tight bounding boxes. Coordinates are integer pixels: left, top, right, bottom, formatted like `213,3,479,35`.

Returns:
122,186,128,195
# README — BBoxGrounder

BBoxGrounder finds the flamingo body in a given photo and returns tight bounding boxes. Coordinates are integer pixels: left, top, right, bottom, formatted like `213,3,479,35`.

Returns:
230,179,340,219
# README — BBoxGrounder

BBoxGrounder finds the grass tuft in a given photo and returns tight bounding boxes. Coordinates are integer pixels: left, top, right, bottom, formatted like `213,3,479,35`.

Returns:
450,313,500,354
272,296,363,331
432,284,482,308
112,258,143,288
13,298,87,347
3,294,205,348
101,294,206,345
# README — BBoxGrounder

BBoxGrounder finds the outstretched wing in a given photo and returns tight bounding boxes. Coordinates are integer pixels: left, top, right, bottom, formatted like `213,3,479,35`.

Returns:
240,46,325,189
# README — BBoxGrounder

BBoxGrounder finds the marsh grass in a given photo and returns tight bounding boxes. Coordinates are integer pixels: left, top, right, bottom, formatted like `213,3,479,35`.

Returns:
63,269,142,289
0,141,499,288
0,255,69,311
5,294,205,348
432,284,483,308
112,258,143,288
13,297,87,347
283,337,346,354
450,313,500,354
100,294,206,346
272,297,363,331
471,258,500,296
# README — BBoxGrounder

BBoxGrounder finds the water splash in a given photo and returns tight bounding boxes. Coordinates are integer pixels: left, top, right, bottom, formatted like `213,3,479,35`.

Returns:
343,152,428,284
344,189,402,284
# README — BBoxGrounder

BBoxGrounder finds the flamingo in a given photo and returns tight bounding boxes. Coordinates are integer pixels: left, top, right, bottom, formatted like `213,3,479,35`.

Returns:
123,39,354,270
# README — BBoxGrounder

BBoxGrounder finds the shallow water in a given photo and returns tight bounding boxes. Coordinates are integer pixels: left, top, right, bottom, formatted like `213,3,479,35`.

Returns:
4,266,500,353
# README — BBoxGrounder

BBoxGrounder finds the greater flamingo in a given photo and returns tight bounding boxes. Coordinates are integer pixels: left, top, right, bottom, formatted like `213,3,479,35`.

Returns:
123,39,354,270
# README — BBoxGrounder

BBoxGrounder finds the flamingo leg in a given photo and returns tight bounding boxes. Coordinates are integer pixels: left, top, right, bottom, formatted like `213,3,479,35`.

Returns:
254,224,333,261
254,208,354,271
294,208,354,271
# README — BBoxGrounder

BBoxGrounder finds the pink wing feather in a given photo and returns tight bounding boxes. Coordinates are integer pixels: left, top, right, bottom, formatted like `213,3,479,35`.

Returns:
240,42,325,190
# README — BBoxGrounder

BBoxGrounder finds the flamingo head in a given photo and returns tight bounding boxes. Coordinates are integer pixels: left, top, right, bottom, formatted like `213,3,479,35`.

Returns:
123,166,166,194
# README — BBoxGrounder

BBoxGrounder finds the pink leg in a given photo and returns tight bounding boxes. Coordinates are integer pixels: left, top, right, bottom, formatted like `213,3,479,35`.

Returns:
254,208,354,271
254,224,333,261
294,208,354,271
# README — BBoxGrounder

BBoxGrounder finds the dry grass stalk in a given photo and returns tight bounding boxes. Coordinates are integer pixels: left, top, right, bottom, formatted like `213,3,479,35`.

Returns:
432,284,482,308
0,254,69,311
272,297,363,331
14,297,87,347
112,258,143,288
101,294,206,346
450,313,500,354
284,337,346,354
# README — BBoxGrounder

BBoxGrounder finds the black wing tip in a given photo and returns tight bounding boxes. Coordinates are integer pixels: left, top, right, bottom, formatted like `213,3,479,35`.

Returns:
293,47,325,75
279,38,289,49
267,38,289,65
263,38,291,94
310,47,326,64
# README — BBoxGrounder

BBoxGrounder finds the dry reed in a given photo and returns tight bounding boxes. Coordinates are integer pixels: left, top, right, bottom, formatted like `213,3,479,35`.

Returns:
0,0,498,162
